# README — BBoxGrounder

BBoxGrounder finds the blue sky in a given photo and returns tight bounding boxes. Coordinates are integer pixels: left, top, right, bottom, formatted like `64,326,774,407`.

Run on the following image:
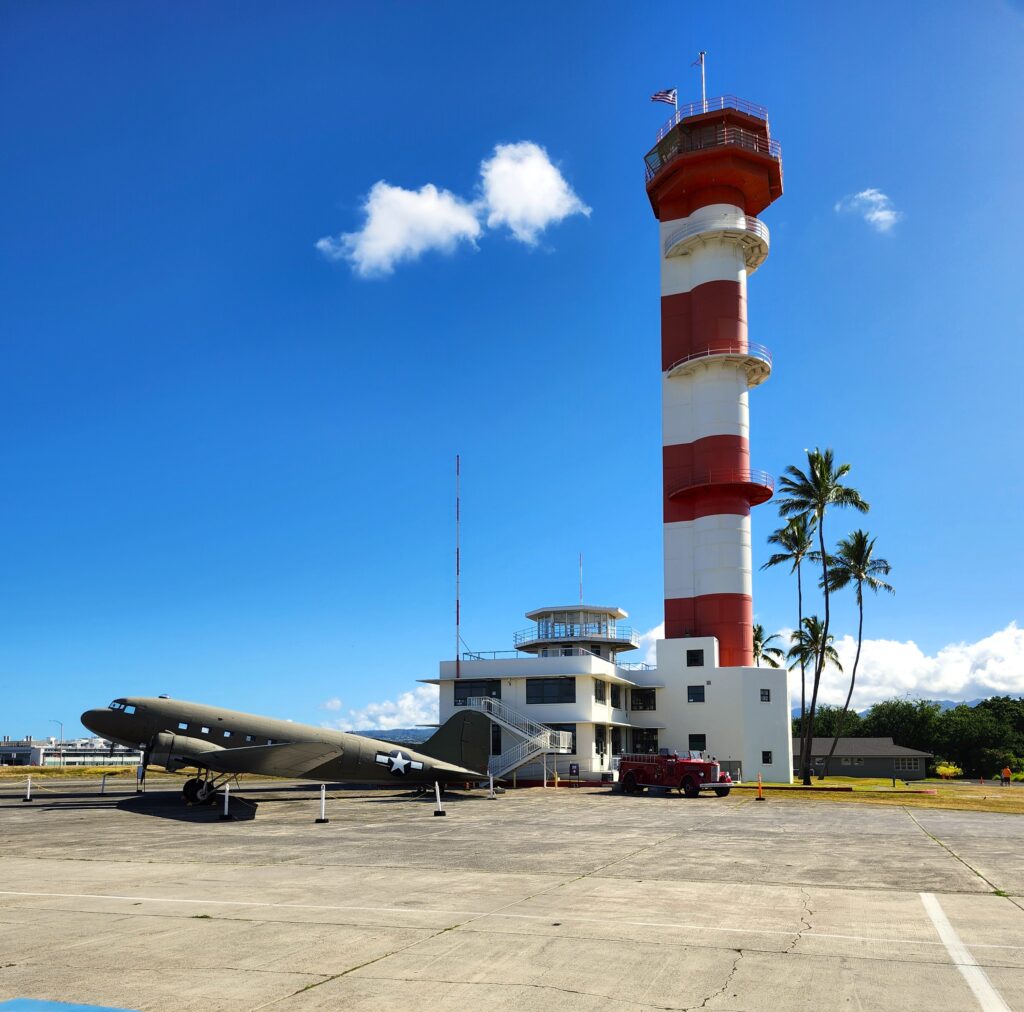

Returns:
2,3,1022,737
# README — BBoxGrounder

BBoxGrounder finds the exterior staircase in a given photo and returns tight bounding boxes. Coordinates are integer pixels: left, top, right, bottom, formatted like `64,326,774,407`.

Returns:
464,696,574,778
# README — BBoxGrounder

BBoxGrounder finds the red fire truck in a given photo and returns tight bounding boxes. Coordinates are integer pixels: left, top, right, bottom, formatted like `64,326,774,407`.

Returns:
618,752,733,797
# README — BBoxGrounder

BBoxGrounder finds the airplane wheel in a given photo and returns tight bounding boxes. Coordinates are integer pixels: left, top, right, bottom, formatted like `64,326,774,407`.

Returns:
196,782,215,805
182,779,202,804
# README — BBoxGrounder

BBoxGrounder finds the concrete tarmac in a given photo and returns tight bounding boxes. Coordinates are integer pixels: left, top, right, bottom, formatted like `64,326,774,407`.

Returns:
1,778,1022,1011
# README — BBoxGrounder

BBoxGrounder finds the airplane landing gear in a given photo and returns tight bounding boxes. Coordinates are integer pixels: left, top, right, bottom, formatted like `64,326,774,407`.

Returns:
182,778,203,804
182,773,236,806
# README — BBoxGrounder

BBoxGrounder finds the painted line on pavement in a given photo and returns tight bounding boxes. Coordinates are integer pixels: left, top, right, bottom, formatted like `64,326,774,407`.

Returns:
3,888,1024,956
920,892,1011,1011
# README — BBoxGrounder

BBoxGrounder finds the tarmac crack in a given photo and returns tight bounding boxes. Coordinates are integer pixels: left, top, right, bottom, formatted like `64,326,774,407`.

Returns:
354,974,690,1010
683,949,743,1011
782,887,813,954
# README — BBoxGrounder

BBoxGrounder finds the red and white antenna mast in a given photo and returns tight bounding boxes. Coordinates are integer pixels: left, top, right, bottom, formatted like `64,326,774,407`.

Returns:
455,454,461,680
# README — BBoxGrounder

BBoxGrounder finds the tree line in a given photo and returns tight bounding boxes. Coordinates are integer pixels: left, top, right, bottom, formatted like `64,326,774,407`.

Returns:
792,697,1024,778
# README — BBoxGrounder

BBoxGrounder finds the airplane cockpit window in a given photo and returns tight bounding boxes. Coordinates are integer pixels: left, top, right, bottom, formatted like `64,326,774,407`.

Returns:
124,705,136,715
109,701,125,710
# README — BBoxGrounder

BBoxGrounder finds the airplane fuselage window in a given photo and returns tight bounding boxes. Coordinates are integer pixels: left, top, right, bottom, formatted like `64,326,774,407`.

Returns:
223,730,232,738
244,735,255,743
200,726,210,735
178,722,188,731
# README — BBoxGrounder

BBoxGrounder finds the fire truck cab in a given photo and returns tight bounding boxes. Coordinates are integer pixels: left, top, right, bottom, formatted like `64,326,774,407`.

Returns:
618,751,733,798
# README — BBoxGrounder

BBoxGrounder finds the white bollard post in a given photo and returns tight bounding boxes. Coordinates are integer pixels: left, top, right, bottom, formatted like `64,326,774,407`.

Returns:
433,781,446,817
22,775,32,803
315,783,329,824
220,782,234,820
488,774,496,799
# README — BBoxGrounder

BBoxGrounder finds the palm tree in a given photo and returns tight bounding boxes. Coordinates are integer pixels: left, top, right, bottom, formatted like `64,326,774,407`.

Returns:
777,449,868,784
818,531,893,779
753,624,785,668
761,513,816,773
787,616,842,676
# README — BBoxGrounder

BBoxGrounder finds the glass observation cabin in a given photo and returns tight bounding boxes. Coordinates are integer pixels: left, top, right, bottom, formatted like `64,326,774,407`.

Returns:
513,605,640,658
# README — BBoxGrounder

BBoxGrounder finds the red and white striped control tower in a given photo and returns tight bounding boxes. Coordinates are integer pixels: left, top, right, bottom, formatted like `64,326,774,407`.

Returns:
644,96,783,668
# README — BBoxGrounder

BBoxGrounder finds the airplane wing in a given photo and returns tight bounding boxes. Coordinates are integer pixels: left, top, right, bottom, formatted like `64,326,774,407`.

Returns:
195,741,343,777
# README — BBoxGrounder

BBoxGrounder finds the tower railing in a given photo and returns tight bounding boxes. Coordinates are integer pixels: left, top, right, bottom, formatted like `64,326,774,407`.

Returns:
514,624,639,648
645,126,782,182
666,467,774,500
665,342,773,376
663,214,769,261
656,95,770,141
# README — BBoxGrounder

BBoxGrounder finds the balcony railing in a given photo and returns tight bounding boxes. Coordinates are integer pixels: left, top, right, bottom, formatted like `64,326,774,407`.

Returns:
645,125,782,182
514,625,640,649
663,214,770,271
666,468,774,501
665,342,773,384
655,95,769,142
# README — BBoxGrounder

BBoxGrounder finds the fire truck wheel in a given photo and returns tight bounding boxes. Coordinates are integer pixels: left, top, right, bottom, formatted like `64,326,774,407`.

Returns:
714,787,731,798
681,776,699,798
622,772,640,794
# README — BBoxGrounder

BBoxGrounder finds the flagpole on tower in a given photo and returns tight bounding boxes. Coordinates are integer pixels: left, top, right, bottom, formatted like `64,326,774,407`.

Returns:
698,50,707,111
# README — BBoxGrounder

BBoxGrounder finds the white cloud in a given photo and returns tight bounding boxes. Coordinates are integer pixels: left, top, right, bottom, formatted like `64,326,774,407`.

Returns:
316,182,481,278
834,188,902,233
323,684,439,731
317,141,588,276
638,622,664,666
812,622,1024,710
480,141,590,244
319,697,342,712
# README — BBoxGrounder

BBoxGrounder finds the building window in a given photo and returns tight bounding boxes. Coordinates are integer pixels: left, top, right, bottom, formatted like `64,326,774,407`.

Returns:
687,685,705,703
491,723,501,757
762,751,773,764
630,689,656,711
855,757,864,766
610,684,621,708
611,727,623,755
526,678,576,704
177,722,188,731
760,688,771,703
595,725,607,756
632,729,659,754
545,723,577,753
594,680,607,703
688,733,706,753
686,649,704,667
841,757,851,766
454,679,502,706
894,757,921,772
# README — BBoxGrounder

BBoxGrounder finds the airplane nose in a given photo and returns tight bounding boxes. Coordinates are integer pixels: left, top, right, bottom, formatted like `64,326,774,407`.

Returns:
81,709,109,736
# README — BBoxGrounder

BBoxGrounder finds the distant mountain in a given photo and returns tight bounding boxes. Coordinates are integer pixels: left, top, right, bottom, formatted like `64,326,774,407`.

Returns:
352,727,433,744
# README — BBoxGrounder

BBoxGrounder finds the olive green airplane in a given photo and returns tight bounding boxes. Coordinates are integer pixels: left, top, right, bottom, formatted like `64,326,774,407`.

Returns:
81,696,491,805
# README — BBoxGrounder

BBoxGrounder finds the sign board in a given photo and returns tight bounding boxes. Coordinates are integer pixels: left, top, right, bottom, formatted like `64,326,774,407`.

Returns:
568,762,580,777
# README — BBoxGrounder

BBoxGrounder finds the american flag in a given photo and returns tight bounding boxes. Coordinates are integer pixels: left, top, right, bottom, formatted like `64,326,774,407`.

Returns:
650,88,677,106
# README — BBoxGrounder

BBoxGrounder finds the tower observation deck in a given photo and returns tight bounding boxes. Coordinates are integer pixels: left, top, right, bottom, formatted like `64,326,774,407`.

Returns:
645,95,783,667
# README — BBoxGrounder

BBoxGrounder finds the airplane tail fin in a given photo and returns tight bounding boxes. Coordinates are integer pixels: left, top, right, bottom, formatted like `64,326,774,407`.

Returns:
418,710,490,777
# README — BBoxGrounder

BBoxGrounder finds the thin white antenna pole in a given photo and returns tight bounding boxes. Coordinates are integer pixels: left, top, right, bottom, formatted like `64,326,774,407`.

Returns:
579,552,583,605
699,51,707,112
455,454,461,681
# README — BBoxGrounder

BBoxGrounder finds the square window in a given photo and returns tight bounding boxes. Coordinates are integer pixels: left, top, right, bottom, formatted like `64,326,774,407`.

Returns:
245,735,255,743
177,722,188,731
200,726,210,735
223,730,232,738
842,757,851,766
687,685,705,703
762,751,773,764
686,649,705,667
124,705,136,715
688,733,706,752
855,757,863,766
760,688,771,703
630,688,656,711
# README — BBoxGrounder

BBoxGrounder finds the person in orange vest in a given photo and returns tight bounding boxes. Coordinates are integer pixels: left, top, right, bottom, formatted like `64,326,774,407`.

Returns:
1002,766,1012,786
